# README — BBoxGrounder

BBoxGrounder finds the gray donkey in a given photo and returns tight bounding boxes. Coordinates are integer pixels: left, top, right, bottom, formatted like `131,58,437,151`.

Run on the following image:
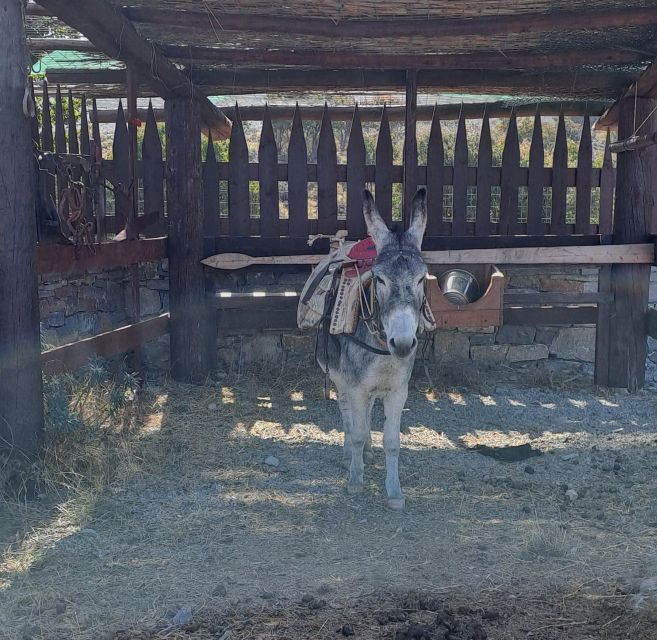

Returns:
319,187,428,510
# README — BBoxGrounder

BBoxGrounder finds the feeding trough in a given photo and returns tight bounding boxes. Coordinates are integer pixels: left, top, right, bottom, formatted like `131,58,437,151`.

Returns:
425,266,505,329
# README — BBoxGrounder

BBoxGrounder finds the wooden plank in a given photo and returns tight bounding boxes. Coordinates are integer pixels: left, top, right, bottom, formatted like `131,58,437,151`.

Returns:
503,306,597,326
287,103,308,238
112,101,130,230
79,95,90,155
202,243,654,269
0,2,44,458
66,89,79,154
426,107,446,236
375,104,394,226
575,114,593,234
258,104,279,238
500,111,520,234
316,103,338,235
39,80,57,233
228,103,250,236
54,85,67,202
156,43,646,71
606,97,655,391
527,112,545,235
504,292,612,305
346,105,366,239
452,109,468,236
594,265,612,385
551,113,568,234
38,237,167,275
42,314,170,376
141,100,166,235
165,97,214,381
599,131,614,236
38,0,232,139
91,97,105,242
474,111,493,237
202,132,220,238
403,70,418,229
126,6,657,39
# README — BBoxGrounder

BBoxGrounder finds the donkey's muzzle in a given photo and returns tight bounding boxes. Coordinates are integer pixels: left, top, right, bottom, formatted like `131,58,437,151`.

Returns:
388,336,417,359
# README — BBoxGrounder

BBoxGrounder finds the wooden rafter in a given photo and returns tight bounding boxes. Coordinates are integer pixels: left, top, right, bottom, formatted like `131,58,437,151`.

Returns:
36,0,232,139
122,6,657,39
158,45,645,71
46,67,634,99
596,58,657,130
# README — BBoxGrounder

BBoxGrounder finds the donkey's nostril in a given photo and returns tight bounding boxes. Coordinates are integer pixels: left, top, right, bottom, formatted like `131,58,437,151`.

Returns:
389,338,396,349
411,338,417,349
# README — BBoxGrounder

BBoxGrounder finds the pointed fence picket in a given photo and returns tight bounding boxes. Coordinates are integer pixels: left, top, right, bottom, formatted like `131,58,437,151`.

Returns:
31,90,618,243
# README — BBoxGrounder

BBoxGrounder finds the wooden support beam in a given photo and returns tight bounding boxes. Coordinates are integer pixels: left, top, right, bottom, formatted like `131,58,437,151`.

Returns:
0,0,44,460
38,237,167,275
597,97,656,391
166,97,214,381
597,59,657,130
202,244,655,270
158,44,644,71
91,101,609,125
36,0,232,139
125,6,657,39
403,70,418,228
47,67,634,99
28,37,95,52
42,314,170,375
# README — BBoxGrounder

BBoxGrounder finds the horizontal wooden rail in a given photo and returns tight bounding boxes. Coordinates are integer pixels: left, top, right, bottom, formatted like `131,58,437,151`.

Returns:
42,313,170,375
38,237,167,275
211,292,598,330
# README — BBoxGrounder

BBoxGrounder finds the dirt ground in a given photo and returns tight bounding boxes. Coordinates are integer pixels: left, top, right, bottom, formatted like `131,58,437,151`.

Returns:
2,351,657,640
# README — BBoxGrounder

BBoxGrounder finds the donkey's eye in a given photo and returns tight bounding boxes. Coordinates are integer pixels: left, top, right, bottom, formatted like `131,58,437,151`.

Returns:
374,275,386,287
417,275,426,286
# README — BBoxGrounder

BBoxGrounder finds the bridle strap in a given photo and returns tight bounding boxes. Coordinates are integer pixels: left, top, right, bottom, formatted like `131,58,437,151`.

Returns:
336,333,391,356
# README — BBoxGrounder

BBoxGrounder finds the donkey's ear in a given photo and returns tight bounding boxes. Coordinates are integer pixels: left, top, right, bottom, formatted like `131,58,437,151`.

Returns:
362,189,391,249
405,187,427,250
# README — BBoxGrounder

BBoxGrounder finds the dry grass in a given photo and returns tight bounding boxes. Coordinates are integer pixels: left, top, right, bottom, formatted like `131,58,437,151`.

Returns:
2,362,657,639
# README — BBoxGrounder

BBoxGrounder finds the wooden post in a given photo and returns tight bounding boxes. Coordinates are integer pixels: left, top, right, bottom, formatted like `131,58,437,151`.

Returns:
596,96,655,391
126,66,142,374
403,70,418,229
0,1,44,460
165,97,214,381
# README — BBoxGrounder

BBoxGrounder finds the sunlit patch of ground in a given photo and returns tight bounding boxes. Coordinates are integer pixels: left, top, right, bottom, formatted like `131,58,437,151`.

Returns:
2,361,657,639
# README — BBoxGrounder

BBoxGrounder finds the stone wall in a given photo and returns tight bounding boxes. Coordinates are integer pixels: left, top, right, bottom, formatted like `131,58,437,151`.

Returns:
39,260,169,348
38,261,657,374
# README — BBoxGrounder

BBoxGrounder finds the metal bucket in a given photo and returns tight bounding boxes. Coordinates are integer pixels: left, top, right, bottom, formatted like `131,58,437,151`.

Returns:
438,269,481,305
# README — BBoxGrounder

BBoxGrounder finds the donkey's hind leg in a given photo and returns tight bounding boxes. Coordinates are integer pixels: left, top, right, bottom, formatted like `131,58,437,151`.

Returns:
363,397,375,465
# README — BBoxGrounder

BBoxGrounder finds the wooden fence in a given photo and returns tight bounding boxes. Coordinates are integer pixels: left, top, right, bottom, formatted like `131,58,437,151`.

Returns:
33,84,616,245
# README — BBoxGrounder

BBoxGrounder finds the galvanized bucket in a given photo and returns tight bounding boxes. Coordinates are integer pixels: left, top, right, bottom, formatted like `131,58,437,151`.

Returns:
438,269,481,305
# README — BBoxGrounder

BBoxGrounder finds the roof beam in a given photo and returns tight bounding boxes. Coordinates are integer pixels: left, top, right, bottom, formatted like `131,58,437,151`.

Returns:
596,58,657,130
160,45,645,71
36,0,231,139
124,6,657,38
91,102,609,125
45,67,634,99
28,37,95,52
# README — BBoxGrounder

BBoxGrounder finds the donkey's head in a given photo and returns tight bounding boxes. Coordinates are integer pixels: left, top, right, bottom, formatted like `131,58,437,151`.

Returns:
362,187,428,360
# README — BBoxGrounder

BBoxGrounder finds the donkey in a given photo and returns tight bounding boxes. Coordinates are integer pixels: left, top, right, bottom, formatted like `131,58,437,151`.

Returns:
319,187,428,510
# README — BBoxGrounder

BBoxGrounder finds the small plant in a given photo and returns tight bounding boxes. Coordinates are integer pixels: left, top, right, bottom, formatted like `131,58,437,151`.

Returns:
522,523,573,559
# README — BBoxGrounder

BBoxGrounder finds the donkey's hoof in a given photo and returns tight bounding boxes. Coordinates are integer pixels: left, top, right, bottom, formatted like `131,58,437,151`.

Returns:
387,497,406,511
363,451,374,465
347,482,364,495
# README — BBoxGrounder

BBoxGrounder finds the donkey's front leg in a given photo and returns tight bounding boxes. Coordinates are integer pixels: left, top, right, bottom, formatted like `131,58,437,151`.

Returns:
383,388,408,510
345,395,369,494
